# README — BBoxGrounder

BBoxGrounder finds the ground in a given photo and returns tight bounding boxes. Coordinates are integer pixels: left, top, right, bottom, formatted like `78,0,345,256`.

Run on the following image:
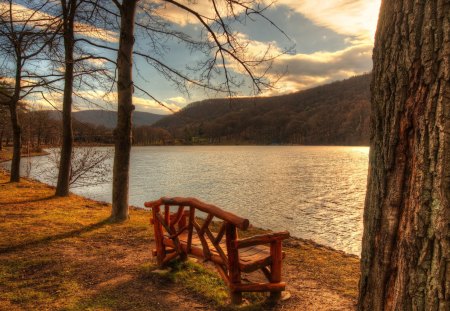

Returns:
0,168,360,310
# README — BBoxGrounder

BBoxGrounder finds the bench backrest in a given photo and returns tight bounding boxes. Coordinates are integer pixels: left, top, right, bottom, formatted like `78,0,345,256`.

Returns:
145,197,249,267
145,197,249,230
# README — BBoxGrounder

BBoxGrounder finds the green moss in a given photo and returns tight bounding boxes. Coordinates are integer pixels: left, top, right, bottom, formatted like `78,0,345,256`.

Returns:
140,260,270,311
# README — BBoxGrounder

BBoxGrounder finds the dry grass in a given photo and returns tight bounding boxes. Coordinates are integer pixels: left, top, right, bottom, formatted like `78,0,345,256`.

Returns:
0,169,360,310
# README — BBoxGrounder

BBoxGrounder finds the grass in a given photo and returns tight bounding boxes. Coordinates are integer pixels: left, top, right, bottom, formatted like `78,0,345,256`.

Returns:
0,168,360,310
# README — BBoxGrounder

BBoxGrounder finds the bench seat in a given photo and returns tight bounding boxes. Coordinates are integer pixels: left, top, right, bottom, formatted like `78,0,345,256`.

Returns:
163,232,285,273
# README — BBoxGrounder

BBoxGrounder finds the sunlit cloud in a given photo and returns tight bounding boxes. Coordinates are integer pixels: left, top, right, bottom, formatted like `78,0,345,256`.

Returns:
151,0,246,26
0,3,118,43
218,31,372,96
167,96,187,104
261,43,373,95
133,96,181,114
32,89,180,115
85,58,108,67
280,0,381,43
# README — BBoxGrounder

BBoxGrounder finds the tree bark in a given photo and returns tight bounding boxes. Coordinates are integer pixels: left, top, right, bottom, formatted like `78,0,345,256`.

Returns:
9,56,23,183
55,0,75,197
0,128,4,151
359,1,450,310
9,103,21,182
110,0,137,222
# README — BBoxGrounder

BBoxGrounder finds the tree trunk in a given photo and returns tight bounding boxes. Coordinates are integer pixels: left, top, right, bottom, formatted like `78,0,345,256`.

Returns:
9,56,23,183
0,128,3,151
9,103,21,182
110,0,137,222
358,1,450,310
55,0,75,197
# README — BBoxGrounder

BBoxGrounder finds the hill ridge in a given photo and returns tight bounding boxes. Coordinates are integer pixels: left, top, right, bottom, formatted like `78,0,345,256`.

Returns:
155,74,371,145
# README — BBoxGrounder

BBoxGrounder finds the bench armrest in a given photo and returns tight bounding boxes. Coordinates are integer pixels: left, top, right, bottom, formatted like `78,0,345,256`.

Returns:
144,199,163,208
235,231,290,249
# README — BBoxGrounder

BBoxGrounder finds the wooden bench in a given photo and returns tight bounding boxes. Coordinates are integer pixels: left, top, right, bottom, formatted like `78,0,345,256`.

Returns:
144,197,290,304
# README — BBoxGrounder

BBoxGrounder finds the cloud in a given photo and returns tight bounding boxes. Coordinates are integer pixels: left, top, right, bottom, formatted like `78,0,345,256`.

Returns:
279,0,381,42
167,96,187,104
217,31,372,96
273,44,373,77
0,3,118,43
133,96,181,114
261,43,373,95
85,58,108,67
151,0,246,26
148,1,377,98
31,89,180,115
151,1,380,44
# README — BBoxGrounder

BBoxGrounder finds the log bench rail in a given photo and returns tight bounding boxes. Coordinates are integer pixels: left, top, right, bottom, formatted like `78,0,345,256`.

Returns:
144,197,290,304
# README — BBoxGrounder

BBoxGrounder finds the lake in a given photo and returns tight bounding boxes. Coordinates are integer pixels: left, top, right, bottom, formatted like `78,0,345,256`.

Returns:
6,146,369,255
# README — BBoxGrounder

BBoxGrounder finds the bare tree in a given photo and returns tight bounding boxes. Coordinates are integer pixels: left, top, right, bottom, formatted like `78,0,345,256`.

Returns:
55,0,78,196
55,0,117,196
0,88,10,151
43,146,112,188
96,0,289,222
0,0,61,182
359,1,449,310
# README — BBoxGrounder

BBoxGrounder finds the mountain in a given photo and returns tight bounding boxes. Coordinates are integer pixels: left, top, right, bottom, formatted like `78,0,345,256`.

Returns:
49,109,165,128
155,74,371,145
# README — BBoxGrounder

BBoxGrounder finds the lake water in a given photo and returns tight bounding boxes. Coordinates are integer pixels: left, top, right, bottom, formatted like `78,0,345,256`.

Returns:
5,146,369,255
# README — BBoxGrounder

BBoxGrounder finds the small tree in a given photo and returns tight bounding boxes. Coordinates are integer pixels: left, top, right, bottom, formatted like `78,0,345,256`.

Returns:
0,1,61,182
42,146,112,188
55,0,116,196
0,92,10,151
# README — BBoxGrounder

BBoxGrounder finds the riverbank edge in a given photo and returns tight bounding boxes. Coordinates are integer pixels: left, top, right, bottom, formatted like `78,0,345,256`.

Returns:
0,165,360,309
0,147,49,163
0,149,361,260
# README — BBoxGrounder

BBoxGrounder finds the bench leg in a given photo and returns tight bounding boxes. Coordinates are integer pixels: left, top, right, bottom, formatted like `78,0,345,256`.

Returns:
231,291,242,304
269,291,281,301
269,240,283,302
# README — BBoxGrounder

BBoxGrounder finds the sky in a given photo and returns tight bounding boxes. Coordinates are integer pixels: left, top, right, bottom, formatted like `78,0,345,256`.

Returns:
4,0,381,115
129,0,381,114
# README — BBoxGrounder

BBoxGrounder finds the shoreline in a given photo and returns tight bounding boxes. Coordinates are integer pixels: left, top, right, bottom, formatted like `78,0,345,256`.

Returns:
0,149,362,259
0,168,360,310
0,147,49,163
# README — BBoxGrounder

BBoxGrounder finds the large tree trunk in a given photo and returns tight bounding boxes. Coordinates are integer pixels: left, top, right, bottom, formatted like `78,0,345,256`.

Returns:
9,103,21,182
110,0,137,222
55,0,75,197
359,1,450,310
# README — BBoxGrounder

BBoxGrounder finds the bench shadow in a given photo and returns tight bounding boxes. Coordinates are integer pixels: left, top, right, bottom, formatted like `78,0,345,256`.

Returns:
0,218,110,254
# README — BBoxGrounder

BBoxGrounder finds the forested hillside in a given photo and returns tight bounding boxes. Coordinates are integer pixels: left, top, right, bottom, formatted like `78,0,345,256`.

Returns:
156,74,371,145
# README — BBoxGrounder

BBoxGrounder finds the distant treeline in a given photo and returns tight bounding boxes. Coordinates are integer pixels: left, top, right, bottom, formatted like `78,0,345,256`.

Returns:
0,109,172,149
